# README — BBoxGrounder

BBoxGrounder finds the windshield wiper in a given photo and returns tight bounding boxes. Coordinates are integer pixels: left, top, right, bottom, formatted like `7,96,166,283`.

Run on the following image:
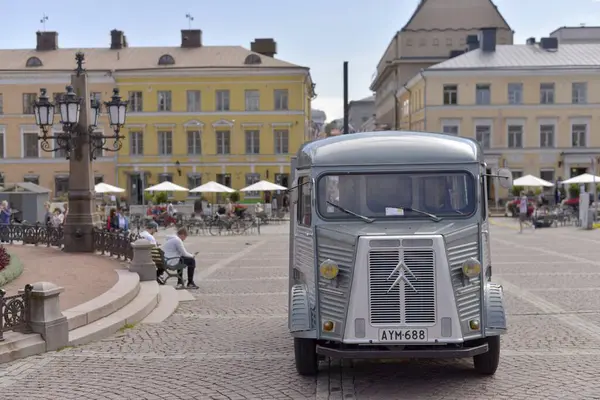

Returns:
404,207,443,222
326,201,375,223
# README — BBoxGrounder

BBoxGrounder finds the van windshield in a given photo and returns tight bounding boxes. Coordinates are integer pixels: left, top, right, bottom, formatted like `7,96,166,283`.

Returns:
317,171,476,220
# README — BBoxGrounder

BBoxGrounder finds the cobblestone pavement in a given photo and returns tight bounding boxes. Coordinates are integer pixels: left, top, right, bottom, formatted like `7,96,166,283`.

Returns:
2,221,600,399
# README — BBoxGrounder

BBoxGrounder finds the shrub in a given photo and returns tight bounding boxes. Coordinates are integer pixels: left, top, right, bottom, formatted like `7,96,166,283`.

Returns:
511,186,524,196
230,192,240,202
154,191,168,204
0,246,11,272
568,184,580,199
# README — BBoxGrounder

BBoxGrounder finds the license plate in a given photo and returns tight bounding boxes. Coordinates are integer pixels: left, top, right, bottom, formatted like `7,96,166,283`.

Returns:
378,328,428,342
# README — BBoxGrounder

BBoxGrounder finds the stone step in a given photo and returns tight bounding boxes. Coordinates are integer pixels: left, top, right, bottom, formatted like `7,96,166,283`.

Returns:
141,285,179,324
0,332,46,364
63,270,140,331
68,281,159,347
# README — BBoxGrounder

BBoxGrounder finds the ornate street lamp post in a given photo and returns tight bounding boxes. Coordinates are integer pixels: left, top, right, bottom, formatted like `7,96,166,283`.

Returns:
33,52,128,253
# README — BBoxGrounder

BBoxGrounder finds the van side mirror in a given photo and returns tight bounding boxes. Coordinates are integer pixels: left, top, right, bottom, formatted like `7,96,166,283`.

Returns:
496,168,513,189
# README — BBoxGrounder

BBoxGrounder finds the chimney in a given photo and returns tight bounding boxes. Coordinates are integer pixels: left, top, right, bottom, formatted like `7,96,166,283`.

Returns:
466,35,479,51
181,29,202,48
110,30,127,49
479,27,497,52
250,38,277,58
36,31,58,51
540,37,558,51
526,37,536,45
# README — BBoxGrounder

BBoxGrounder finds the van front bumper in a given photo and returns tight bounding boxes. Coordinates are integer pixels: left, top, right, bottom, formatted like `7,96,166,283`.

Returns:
316,343,489,359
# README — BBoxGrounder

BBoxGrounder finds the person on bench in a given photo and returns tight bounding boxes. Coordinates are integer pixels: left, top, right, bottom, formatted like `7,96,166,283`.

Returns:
160,227,199,290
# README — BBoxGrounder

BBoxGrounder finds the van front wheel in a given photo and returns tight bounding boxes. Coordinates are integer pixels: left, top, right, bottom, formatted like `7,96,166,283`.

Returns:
294,337,318,376
473,335,500,375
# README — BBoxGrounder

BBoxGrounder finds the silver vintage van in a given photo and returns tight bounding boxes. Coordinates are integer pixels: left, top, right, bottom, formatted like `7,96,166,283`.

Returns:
288,131,512,376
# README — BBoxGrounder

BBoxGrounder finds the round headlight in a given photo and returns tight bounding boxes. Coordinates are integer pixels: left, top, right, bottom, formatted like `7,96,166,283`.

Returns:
319,259,339,280
462,258,481,278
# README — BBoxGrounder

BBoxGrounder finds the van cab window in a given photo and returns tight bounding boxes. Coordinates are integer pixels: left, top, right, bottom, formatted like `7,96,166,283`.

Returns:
318,171,475,219
297,176,311,226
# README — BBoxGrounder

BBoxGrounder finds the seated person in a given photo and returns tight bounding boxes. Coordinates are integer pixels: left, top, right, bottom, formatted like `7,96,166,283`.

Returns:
160,227,198,290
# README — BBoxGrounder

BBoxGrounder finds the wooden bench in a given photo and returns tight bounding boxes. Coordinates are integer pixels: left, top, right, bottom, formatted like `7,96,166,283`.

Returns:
151,247,186,284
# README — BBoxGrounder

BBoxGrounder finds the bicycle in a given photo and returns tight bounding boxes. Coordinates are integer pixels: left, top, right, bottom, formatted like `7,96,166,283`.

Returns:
209,215,244,236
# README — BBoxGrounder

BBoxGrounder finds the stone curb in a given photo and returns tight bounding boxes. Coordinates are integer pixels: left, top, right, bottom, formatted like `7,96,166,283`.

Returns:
62,269,141,331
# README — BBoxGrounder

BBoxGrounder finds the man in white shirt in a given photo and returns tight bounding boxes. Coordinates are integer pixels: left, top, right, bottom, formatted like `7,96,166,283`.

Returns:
139,221,158,246
160,227,198,290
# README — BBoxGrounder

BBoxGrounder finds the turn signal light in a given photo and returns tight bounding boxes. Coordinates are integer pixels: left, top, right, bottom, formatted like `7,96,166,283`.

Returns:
323,321,334,332
469,319,480,330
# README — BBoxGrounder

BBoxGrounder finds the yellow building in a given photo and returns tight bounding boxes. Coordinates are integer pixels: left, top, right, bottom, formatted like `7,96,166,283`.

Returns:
0,30,314,203
398,31,600,199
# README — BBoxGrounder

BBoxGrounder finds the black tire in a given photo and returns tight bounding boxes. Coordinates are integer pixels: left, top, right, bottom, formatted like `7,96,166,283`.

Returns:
294,337,318,376
209,222,222,236
473,335,500,375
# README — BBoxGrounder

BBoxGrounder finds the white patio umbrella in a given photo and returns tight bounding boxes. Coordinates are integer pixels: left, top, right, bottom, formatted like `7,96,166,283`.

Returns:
94,182,126,193
240,180,287,192
144,181,189,192
189,181,235,193
513,175,554,187
560,173,600,185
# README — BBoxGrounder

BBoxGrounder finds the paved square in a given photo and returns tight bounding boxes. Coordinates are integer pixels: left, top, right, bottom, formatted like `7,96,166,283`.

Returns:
1,221,600,399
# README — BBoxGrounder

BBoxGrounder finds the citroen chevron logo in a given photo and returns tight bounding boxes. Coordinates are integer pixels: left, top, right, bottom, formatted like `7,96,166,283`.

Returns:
387,258,418,293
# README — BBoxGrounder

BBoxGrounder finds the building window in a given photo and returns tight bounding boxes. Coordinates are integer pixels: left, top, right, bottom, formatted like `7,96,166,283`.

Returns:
441,120,460,135
90,92,102,103
157,131,173,155
130,131,143,155
245,90,260,111
216,130,231,155
297,175,311,226
188,175,202,196
23,93,37,114
186,90,201,112
0,131,4,157
512,170,523,180
0,93,3,114
91,132,104,158
475,125,491,149
24,175,39,185
507,83,523,105
433,38,439,46
540,83,555,104
419,37,426,47
571,124,587,147
54,176,69,198
540,169,555,184
274,129,289,154
216,90,230,111
187,130,201,155
572,82,587,104
159,174,173,183
443,85,458,105
475,84,491,105
95,176,104,185
245,130,260,154
274,89,289,110
406,38,413,46
23,133,39,158
128,91,143,112
157,91,172,111
52,130,68,159
507,125,523,148
539,124,555,148
244,173,261,199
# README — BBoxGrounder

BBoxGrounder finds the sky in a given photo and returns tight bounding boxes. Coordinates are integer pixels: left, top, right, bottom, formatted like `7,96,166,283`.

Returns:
1,0,600,121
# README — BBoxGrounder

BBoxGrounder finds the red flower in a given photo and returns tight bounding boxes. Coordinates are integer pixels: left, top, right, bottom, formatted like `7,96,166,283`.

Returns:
0,246,11,271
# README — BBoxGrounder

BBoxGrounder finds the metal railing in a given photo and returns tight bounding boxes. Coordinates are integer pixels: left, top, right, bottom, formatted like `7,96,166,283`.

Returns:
0,284,33,341
0,223,137,261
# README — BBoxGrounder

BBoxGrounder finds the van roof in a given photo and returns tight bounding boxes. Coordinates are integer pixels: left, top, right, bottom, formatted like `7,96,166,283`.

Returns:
296,131,483,168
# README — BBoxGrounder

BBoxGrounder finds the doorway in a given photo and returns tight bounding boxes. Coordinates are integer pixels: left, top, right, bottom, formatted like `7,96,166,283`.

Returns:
570,167,587,178
129,174,144,205
216,173,231,203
